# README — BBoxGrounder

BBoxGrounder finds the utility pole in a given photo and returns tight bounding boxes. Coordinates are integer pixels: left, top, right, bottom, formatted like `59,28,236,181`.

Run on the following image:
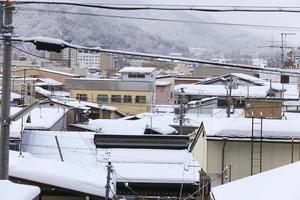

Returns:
225,77,238,118
105,161,112,200
0,0,14,180
174,88,187,135
179,88,185,134
281,33,295,69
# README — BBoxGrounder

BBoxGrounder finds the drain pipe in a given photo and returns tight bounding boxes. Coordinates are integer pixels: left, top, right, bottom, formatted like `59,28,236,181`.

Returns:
221,137,227,184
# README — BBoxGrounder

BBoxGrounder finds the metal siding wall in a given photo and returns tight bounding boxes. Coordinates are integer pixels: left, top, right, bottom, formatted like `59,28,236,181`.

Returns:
206,140,300,186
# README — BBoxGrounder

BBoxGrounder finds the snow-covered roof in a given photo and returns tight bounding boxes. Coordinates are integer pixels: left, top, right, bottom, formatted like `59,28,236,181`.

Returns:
0,91,22,101
36,68,79,77
175,83,299,99
153,105,177,113
271,82,299,99
156,81,171,86
0,180,40,200
25,107,68,130
35,78,63,86
35,86,69,98
73,116,177,135
119,67,156,73
175,84,269,98
202,117,300,139
13,67,80,77
199,73,266,85
50,97,100,109
230,73,265,84
10,107,29,138
97,148,199,183
212,161,300,200
99,104,117,111
22,130,200,184
9,150,109,197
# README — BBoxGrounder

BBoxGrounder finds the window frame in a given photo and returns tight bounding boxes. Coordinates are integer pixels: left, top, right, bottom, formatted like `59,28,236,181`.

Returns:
123,95,132,103
97,94,109,103
76,94,88,101
111,95,122,103
135,96,146,104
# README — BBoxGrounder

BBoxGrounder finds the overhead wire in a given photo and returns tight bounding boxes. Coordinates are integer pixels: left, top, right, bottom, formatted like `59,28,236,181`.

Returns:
10,43,69,62
183,167,228,200
9,1,300,13
9,43,300,78
15,7,300,32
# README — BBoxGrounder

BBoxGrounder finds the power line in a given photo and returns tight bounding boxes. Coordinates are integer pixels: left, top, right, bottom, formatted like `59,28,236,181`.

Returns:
6,35,300,78
16,7,300,31
183,167,228,200
8,38,300,78
8,1,300,13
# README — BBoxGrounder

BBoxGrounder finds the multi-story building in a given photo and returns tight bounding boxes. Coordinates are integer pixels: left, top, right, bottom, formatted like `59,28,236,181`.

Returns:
77,49,100,69
44,48,77,68
65,67,156,115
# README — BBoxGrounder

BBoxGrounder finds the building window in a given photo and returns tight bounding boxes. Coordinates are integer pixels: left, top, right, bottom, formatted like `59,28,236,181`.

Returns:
135,96,146,104
76,94,88,101
280,75,289,84
97,94,108,103
128,73,145,78
124,95,132,103
111,95,122,103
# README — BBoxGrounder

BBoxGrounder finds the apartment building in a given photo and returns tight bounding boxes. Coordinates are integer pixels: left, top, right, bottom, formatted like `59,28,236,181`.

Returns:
65,67,156,115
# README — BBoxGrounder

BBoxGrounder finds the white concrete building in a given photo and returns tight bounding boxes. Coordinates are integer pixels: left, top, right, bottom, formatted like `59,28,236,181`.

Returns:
77,49,101,69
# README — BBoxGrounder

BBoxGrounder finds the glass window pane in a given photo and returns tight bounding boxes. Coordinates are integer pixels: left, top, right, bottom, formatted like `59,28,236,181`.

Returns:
135,96,146,104
97,94,108,103
111,95,122,103
124,95,132,103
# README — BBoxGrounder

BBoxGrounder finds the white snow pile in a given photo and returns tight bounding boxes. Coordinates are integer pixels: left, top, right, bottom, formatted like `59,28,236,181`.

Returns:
212,161,300,200
0,180,40,200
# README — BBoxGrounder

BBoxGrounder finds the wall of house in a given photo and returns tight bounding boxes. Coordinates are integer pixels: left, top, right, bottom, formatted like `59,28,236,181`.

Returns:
69,89,152,115
156,85,171,105
204,140,299,186
191,134,207,172
122,72,155,82
193,65,258,77
50,114,67,131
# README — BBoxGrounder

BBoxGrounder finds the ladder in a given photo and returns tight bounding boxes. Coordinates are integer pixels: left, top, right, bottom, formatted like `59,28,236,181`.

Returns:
251,116,263,175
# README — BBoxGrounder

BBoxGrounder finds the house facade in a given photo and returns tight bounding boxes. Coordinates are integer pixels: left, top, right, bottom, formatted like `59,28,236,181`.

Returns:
65,67,156,115
190,117,300,186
